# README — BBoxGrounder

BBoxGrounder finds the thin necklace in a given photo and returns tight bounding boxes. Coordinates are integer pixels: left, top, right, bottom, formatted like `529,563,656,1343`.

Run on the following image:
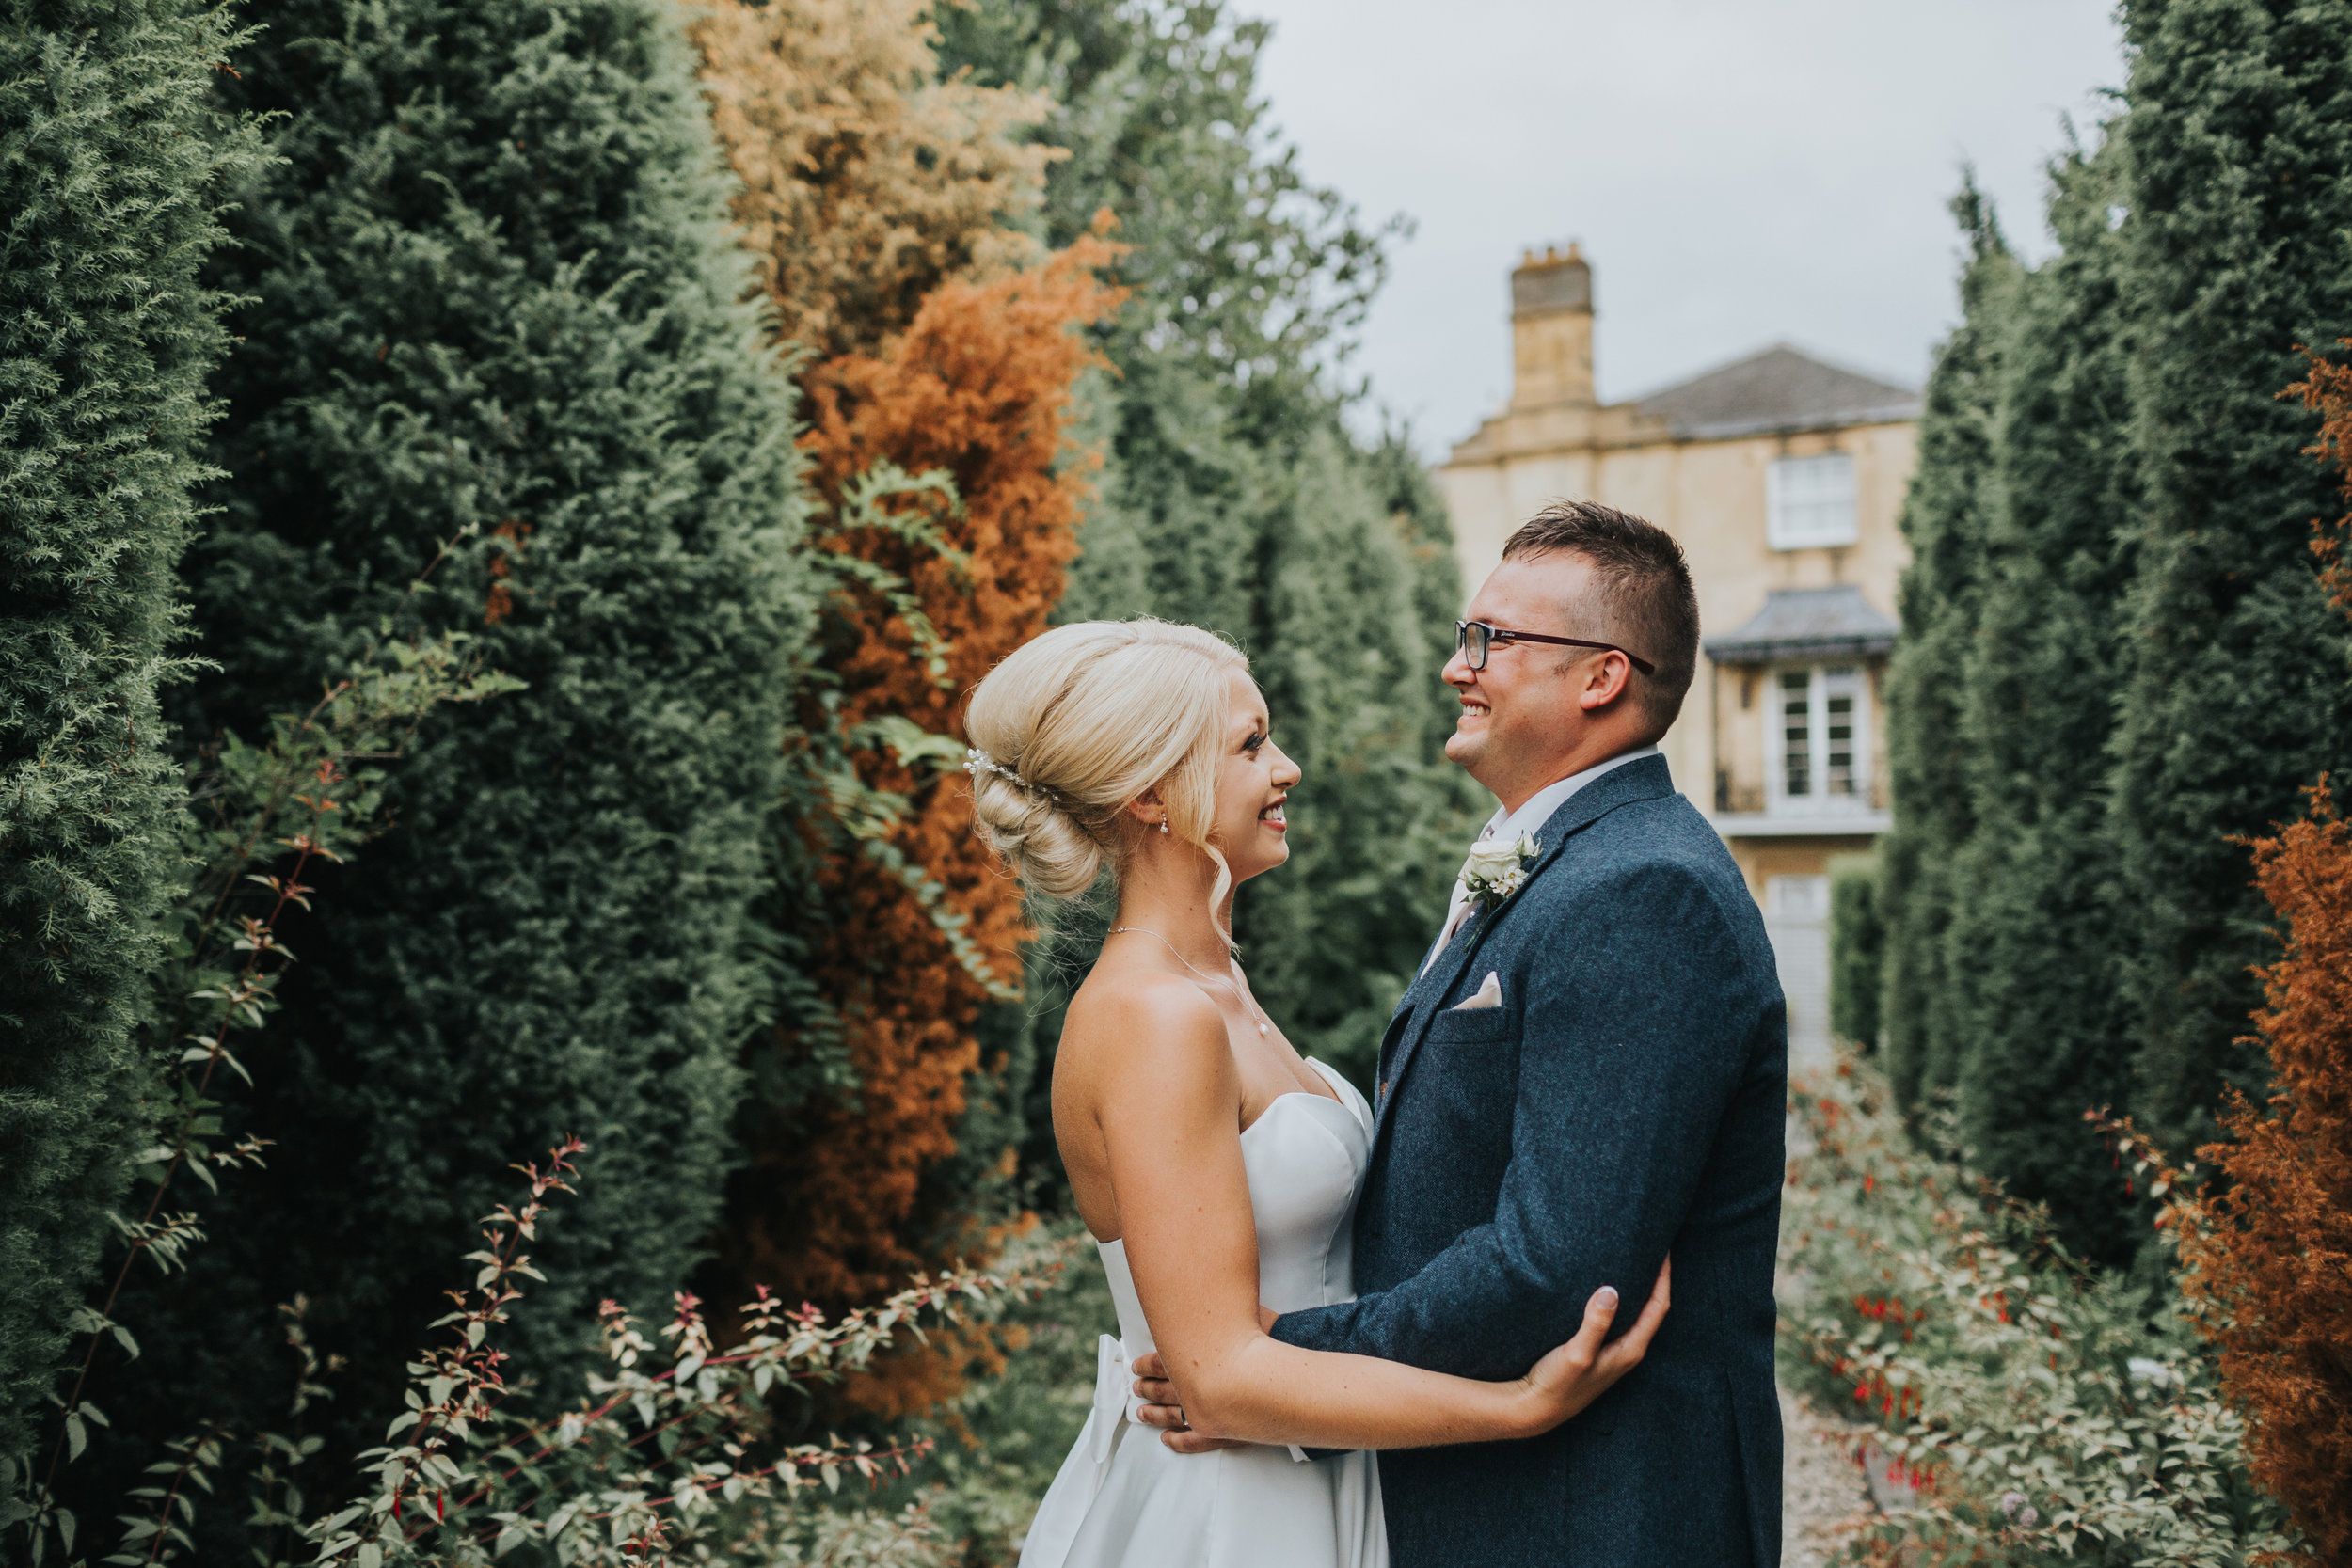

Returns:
1108,926,1273,1038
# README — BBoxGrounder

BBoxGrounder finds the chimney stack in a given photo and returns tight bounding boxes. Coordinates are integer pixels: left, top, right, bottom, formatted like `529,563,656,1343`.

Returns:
1509,242,1595,409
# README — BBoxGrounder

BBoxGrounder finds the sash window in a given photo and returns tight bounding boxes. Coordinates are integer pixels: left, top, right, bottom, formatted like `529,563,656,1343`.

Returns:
1767,665,1869,811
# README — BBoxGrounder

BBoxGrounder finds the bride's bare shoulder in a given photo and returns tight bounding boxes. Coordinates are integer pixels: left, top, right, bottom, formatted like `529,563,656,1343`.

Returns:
1065,961,1223,1045
1060,962,1233,1101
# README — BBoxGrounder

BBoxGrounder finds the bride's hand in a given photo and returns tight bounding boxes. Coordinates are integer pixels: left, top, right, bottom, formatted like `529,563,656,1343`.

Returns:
1517,1257,1672,1435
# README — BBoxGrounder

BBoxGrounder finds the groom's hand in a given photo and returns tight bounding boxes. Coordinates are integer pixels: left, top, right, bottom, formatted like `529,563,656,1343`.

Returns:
1124,1325,1289,1457
1132,1307,1277,1452
1131,1349,1251,1454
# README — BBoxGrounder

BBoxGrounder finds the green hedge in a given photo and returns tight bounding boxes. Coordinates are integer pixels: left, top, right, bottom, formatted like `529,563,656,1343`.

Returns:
2106,0,2352,1154
0,0,259,1465
1827,853,1883,1050
1878,183,2011,1112
1880,0,2352,1256
133,0,815,1464
1943,135,2139,1260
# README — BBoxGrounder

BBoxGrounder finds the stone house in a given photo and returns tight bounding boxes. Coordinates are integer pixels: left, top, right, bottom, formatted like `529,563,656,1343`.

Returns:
1434,243,1919,1056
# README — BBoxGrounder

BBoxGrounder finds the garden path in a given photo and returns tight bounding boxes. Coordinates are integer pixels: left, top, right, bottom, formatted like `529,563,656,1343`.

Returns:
1781,1385,1877,1566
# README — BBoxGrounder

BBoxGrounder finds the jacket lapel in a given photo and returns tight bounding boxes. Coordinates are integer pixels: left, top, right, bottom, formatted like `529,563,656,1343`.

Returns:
1370,754,1675,1151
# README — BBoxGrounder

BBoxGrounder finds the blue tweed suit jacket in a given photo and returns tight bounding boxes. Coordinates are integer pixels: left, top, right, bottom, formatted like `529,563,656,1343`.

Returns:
1269,754,1786,1567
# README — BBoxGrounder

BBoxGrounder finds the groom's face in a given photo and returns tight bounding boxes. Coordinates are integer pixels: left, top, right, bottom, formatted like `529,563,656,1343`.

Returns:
1444,552,1611,800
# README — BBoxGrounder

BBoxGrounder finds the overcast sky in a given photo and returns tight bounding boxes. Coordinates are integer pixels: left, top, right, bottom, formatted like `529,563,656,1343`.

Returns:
1242,0,2128,457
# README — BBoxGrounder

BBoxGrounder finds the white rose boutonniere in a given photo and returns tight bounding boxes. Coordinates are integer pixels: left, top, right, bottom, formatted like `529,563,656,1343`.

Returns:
1460,834,1538,911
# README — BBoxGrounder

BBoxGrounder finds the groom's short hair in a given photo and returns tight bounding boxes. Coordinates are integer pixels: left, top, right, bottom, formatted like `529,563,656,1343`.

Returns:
1502,500,1699,741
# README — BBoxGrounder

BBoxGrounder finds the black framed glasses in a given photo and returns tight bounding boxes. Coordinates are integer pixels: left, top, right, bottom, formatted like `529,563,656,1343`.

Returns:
1454,619,1656,676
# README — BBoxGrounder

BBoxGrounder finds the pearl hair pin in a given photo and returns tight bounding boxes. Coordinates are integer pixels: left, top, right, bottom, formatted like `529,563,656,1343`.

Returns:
964,747,1064,805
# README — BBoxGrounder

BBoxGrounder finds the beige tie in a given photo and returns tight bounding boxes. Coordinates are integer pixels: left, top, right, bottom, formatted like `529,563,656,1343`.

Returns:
1421,846,1487,975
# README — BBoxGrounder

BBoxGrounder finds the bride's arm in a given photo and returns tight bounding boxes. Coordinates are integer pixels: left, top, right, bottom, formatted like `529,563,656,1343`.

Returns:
1090,983,1661,1452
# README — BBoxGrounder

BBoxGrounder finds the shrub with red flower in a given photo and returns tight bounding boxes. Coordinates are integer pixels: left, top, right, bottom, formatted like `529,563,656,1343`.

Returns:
1779,1057,2298,1566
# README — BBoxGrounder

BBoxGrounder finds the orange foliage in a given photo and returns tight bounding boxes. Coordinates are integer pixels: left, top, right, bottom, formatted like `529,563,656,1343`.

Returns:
2182,788,2352,1561
2286,341,2352,616
481,518,529,625
717,235,1124,1328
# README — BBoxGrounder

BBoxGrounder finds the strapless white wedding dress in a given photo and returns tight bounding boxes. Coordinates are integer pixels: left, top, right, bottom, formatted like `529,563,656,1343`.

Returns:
1019,1058,1386,1568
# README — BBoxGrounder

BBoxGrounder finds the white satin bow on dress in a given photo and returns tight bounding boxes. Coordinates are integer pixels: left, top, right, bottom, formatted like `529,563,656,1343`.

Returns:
1089,1332,1140,1465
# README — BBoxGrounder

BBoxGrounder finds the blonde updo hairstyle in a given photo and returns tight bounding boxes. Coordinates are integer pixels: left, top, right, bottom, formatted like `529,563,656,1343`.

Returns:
965,620,1250,917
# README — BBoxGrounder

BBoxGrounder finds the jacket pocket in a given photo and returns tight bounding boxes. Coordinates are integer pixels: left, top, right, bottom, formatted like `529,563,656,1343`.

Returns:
1422,1005,1517,1047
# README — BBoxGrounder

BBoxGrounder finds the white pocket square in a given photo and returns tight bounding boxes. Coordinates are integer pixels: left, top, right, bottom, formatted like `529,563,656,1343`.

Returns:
1451,971,1503,1011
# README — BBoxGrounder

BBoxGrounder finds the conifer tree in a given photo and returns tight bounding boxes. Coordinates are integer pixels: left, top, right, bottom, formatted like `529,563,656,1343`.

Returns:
2108,0,2352,1153
937,0,1476,1096
691,0,1058,362
1227,425,1470,1083
692,0,1119,1348
1945,137,2141,1259
715,244,1121,1313
142,0,813,1446
1879,184,2013,1112
1827,854,1882,1049
0,0,257,1465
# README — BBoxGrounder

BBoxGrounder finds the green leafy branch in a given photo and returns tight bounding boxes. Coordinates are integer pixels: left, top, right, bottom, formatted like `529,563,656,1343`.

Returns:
790,454,1025,1008
810,463,967,689
807,714,1021,1005
295,1145,1057,1568
8,532,521,1567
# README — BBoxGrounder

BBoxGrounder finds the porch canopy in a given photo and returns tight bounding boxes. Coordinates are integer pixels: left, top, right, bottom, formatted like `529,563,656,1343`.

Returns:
1705,584,1899,665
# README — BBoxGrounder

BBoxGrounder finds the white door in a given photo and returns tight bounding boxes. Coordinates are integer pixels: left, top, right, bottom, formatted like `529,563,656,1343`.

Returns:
1763,873,1832,1067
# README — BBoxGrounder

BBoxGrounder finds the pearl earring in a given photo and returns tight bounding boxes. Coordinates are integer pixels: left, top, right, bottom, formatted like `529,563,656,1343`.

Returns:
1157,821,1169,834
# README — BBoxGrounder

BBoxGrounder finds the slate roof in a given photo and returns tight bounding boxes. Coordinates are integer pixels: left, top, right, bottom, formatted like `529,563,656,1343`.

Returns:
1705,585,1899,664
1636,343,1919,441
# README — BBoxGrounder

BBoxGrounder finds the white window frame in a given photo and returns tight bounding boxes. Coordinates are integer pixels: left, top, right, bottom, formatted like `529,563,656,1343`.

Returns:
1766,451,1859,550
1766,664,1871,815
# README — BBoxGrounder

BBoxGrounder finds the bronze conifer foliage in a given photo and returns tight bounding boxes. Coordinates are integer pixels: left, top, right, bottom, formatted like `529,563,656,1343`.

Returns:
690,0,1060,360
692,0,1122,1369
741,235,1120,1318
2188,784,2352,1565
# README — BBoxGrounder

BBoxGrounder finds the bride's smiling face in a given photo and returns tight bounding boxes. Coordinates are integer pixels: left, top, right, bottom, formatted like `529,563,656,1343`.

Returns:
1205,669,1300,885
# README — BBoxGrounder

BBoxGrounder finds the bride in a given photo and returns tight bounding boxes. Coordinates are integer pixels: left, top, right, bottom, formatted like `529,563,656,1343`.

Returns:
962,620,1670,1568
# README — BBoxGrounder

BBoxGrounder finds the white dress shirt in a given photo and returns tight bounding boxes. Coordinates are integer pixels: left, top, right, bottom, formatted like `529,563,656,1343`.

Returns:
1421,746,1659,974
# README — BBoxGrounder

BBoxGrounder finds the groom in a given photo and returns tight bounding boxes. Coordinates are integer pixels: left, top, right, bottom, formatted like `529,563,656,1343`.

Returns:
1138,500,1787,1565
